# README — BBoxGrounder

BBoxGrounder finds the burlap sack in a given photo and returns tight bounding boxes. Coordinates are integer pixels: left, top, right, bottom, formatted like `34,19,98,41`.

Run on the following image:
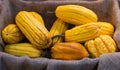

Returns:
0,0,120,70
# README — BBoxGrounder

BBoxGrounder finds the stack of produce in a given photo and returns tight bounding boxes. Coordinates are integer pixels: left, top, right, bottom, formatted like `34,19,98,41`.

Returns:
1,4,118,60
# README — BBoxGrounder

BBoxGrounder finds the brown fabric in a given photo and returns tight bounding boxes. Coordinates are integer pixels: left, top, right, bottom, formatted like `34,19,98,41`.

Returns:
0,0,120,70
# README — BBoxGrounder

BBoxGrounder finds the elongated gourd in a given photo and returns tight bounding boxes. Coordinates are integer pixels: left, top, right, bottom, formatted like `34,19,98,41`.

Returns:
30,11,44,25
56,5,98,25
5,43,42,58
49,19,68,45
15,11,51,49
65,22,101,43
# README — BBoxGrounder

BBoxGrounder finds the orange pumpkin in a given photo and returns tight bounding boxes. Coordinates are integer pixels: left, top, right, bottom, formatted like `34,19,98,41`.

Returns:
51,42,89,60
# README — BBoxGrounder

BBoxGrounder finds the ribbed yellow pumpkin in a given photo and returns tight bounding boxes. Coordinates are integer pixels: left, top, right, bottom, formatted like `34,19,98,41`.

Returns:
2,24,24,44
85,35,117,58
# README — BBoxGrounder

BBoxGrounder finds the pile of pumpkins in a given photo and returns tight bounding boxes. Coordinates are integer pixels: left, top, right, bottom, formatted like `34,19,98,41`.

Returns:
1,4,118,60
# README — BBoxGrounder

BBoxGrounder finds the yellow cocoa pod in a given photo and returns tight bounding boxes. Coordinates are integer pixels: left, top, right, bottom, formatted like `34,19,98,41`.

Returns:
15,11,51,49
2,24,24,44
85,35,117,58
49,19,68,45
97,22,114,36
29,11,44,25
65,23,101,43
51,42,89,60
55,5,98,25
5,43,42,58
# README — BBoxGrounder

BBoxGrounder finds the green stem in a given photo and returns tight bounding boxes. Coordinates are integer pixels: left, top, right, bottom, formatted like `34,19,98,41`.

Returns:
51,34,65,40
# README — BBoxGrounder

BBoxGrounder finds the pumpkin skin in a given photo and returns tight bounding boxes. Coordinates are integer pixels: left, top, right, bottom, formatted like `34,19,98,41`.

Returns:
51,42,89,60
5,43,42,58
65,23,101,43
2,24,24,44
30,11,45,25
49,19,68,45
56,5,98,25
85,35,118,58
97,22,114,36
15,11,51,49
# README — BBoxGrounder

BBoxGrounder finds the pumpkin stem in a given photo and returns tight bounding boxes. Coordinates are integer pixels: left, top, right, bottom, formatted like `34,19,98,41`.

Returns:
51,34,65,40
50,34,65,47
